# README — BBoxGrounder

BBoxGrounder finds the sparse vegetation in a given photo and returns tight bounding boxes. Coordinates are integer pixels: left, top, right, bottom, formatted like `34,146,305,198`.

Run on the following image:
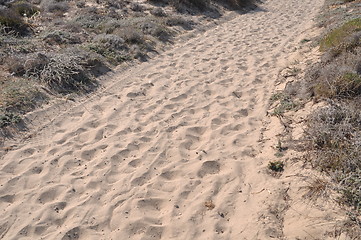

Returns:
0,0,258,131
303,177,330,200
306,103,361,215
270,93,302,116
268,160,284,172
0,113,21,128
300,0,361,233
148,0,257,10
320,18,361,52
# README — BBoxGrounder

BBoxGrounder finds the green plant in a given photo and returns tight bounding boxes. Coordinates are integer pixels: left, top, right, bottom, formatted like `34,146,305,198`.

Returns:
320,18,361,51
300,38,311,44
314,72,361,98
339,170,361,211
0,113,21,127
276,139,288,152
269,92,283,105
271,95,301,116
268,161,284,172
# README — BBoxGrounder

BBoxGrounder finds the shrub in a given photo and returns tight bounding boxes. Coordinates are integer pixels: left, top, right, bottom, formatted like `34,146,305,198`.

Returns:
42,30,80,45
219,0,257,9
0,113,21,127
165,16,194,30
140,21,172,41
116,27,145,45
270,93,302,116
23,52,49,73
74,14,104,29
10,1,40,17
76,1,85,8
93,34,126,50
268,161,284,172
26,52,96,93
0,77,44,113
0,8,29,34
40,0,69,13
314,72,361,98
150,8,167,17
306,103,361,213
87,34,130,64
6,55,26,75
320,18,361,52
308,47,361,99
130,3,144,12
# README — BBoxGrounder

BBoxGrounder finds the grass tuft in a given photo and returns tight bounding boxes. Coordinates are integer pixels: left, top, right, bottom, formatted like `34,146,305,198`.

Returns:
320,18,361,52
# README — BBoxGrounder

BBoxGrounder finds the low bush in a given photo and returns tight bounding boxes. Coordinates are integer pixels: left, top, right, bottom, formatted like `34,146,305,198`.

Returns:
270,93,302,116
26,52,97,93
150,7,167,17
6,55,26,75
10,1,40,17
306,103,361,212
0,113,21,127
40,0,69,13
218,0,257,9
116,27,146,45
140,21,172,41
42,30,80,45
0,8,30,34
87,43,130,65
308,47,361,99
93,34,126,50
165,16,194,30
320,18,361,52
73,13,105,29
0,77,44,113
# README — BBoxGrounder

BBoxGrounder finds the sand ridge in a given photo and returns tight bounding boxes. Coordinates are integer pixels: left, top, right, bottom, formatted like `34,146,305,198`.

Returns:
0,0,330,239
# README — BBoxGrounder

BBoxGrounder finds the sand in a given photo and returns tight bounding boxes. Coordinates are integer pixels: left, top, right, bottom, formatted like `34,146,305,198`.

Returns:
0,0,347,239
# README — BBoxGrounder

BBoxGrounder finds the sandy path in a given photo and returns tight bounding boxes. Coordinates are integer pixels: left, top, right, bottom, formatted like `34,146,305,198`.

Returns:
0,0,325,239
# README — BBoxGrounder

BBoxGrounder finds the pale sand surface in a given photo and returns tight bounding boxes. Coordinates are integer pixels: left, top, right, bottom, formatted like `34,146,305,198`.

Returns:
0,0,347,239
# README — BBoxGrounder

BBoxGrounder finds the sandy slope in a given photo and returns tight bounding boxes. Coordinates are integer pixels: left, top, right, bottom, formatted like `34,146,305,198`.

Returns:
0,0,343,239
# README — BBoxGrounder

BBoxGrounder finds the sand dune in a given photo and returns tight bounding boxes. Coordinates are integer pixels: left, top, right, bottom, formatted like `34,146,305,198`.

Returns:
0,0,343,239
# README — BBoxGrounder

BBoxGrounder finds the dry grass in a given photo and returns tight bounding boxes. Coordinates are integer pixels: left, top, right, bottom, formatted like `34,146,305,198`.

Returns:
0,77,45,113
306,102,361,220
303,177,331,200
25,51,98,93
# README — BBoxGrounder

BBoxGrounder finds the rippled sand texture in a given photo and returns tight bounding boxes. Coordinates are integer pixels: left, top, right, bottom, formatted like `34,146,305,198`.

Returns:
0,0,327,239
